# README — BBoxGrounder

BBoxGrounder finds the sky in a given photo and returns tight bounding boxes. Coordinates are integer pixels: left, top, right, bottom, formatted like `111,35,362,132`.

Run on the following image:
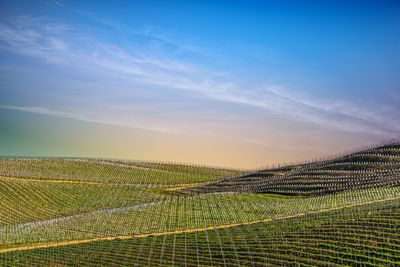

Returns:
0,0,400,168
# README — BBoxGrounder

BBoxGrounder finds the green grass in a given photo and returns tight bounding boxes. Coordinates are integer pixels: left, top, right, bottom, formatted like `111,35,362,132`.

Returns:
0,178,163,226
0,156,399,266
1,179,399,249
0,158,242,185
2,198,399,266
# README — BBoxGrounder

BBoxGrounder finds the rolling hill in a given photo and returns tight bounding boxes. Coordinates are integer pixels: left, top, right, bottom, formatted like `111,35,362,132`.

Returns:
179,141,400,196
0,141,399,266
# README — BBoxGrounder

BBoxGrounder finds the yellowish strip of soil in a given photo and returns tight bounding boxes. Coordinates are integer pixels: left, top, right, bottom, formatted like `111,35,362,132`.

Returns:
0,175,102,185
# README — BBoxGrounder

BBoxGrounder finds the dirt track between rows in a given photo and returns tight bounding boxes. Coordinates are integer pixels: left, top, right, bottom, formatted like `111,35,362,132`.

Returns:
0,175,101,185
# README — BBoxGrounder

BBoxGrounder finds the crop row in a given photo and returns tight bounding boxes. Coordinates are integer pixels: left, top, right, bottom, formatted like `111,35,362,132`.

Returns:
2,184,399,249
1,198,398,266
0,159,243,185
182,143,400,195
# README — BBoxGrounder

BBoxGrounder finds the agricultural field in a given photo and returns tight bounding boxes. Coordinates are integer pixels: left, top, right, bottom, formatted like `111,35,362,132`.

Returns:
0,142,399,266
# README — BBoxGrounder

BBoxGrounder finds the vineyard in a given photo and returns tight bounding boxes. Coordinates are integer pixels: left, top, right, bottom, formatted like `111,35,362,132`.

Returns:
0,142,399,266
180,142,400,196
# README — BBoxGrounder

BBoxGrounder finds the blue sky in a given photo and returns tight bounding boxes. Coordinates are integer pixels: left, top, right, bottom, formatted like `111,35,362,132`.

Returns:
0,0,400,166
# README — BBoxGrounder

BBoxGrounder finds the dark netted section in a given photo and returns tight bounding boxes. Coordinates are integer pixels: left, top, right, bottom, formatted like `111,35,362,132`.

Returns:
179,142,400,196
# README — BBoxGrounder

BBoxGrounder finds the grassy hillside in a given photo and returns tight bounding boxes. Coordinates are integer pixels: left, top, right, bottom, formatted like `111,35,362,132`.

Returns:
0,142,399,266
181,142,400,195
2,198,399,266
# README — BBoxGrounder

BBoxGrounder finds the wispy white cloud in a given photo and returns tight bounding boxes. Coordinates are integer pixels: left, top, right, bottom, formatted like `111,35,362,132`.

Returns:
51,1,202,55
0,104,93,121
0,15,399,139
0,104,179,133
